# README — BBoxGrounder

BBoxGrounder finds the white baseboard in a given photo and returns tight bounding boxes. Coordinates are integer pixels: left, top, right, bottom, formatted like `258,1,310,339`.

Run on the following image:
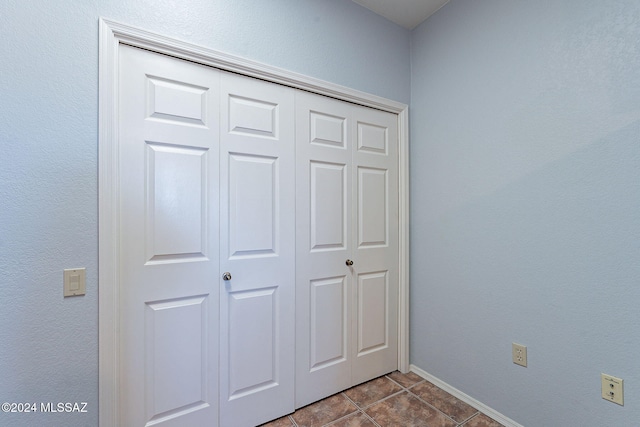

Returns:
410,364,524,427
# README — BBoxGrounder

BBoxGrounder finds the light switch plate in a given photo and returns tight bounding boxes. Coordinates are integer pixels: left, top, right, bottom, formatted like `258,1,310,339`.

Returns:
64,268,86,297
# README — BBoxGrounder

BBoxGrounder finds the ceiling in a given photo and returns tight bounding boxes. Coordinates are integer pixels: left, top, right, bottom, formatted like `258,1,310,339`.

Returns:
352,0,449,29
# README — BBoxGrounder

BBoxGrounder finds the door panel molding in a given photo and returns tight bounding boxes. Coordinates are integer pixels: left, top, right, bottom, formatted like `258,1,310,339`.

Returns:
99,18,409,427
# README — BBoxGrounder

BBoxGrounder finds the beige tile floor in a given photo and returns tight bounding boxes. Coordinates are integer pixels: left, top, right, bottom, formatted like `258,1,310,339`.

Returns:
260,371,505,427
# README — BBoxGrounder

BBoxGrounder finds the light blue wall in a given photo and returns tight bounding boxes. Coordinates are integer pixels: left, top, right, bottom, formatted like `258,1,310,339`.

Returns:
7,0,639,425
410,0,640,425
0,1,409,425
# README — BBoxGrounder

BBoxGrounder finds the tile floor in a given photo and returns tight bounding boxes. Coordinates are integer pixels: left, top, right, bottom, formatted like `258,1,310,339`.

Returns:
260,371,505,427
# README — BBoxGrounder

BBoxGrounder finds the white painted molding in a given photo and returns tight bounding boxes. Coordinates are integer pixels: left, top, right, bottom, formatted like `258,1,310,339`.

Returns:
98,18,120,427
98,17,410,426
410,365,525,427
100,19,407,114
398,108,410,374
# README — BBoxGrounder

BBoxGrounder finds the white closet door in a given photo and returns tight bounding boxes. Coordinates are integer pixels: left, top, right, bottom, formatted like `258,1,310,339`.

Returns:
295,91,399,406
350,104,399,385
295,92,353,407
118,45,220,426
218,71,296,427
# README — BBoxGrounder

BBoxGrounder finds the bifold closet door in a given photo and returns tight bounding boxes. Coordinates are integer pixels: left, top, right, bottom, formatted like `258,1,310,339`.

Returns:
350,103,399,386
118,46,296,427
118,45,220,426
295,93,354,407
117,43,394,425
295,91,399,408
218,72,296,427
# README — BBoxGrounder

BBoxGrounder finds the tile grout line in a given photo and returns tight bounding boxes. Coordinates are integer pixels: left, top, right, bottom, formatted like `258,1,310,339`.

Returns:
276,373,492,427
350,388,408,412
458,411,482,426
288,414,299,427
383,374,459,424
340,374,412,413
316,392,360,427
384,373,426,391
398,375,466,425
379,374,467,426
405,385,475,426
340,392,383,427
390,374,486,426
458,411,482,427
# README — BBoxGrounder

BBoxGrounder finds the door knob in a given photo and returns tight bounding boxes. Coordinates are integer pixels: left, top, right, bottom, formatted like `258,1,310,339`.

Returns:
345,259,354,266
222,272,232,281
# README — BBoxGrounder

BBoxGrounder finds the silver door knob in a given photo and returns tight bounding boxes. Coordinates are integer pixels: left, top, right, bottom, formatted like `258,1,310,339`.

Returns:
222,272,232,281
345,259,354,266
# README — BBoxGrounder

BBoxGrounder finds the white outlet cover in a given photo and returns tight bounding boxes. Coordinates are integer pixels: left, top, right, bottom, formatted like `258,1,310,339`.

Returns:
512,343,527,367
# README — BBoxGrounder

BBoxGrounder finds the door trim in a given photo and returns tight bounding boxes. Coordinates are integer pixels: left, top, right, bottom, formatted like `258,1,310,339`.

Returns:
98,18,410,427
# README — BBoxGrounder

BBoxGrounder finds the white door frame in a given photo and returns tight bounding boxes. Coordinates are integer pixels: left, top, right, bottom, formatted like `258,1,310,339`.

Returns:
98,18,410,427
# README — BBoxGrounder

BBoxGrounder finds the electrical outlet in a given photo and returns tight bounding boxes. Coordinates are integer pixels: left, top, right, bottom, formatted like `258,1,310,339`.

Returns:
601,374,623,406
512,343,527,367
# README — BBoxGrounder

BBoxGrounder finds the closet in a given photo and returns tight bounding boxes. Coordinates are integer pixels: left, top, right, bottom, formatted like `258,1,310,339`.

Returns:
115,44,398,427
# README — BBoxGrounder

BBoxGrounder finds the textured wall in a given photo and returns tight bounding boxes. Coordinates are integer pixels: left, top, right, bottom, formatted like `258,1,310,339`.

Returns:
0,1,409,425
410,0,640,425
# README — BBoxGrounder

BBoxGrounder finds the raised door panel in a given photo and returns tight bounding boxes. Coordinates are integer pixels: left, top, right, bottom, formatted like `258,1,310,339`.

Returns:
357,122,387,154
146,76,208,126
227,288,278,397
310,161,347,251
118,45,220,427
295,91,353,408
356,272,389,355
219,71,295,427
144,296,210,422
228,153,278,257
228,95,278,138
309,276,348,371
145,143,209,263
357,167,388,248
310,111,347,148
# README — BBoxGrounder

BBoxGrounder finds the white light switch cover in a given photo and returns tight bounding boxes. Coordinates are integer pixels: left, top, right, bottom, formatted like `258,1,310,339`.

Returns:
64,268,86,297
